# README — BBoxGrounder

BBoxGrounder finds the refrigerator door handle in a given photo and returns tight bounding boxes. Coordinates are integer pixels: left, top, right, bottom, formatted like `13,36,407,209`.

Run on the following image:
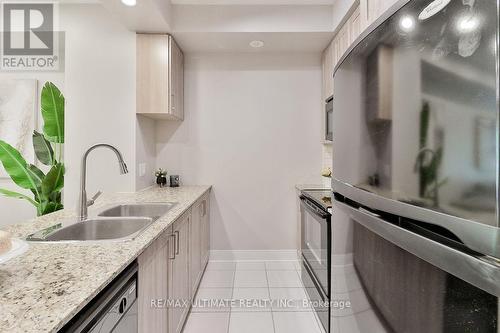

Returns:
333,179,500,259
335,199,500,298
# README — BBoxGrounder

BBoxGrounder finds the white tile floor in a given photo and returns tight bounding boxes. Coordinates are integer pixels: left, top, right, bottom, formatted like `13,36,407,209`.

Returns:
183,260,325,333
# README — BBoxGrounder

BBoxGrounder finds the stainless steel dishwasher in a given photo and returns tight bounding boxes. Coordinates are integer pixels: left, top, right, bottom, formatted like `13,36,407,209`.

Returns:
60,262,138,333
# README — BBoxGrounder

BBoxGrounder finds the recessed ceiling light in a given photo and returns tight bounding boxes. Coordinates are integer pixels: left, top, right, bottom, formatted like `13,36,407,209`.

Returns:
249,40,264,48
121,0,136,6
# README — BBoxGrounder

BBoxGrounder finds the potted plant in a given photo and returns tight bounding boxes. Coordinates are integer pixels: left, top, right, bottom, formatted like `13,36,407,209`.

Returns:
0,82,65,216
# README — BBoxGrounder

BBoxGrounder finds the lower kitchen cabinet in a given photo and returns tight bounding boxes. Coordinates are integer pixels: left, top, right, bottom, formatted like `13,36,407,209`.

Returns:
137,190,211,333
200,194,210,268
169,211,192,333
138,228,172,333
190,193,211,297
190,200,202,298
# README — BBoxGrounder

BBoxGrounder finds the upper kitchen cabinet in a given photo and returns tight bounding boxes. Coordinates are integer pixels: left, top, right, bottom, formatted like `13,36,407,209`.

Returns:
322,5,361,102
336,21,350,62
360,0,399,29
322,41,334,101
348,6,361,45
137,34,184,120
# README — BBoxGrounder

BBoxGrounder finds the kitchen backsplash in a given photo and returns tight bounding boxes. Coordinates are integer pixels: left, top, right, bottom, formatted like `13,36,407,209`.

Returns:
322,143,333,188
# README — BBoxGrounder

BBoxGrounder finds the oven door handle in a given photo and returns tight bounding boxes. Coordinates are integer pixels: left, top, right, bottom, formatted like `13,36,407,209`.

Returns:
300,196,329,219
302,257,328,301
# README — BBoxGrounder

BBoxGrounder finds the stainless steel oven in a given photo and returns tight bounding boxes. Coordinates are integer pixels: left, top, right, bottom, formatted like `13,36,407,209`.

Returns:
300,191,331,332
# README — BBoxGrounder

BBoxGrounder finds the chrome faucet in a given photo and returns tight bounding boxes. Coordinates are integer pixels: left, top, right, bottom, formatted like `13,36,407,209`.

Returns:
78,144,129,221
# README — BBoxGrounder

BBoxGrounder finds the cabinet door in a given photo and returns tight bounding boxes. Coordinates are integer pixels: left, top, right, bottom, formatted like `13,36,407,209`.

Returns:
190,200,202,298
138,230,171,333
321,47,328,101
349,6,361,45
200,196,210,268
169,36,184,120
337,23,350,61
322,41,334,101
137,34,169,115
169,213,191,333
360,0,399,29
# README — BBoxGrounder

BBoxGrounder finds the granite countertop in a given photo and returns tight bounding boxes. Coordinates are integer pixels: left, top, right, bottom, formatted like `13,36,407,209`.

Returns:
0,185,211,333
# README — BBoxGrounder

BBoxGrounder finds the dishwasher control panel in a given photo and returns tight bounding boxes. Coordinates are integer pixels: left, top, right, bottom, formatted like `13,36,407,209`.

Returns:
89,280,137,333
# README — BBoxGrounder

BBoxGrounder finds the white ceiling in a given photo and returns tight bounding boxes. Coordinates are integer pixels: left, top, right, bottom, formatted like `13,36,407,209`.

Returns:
172,5,334,33
174,31,333,52
99,0,339,53
171,0,335,4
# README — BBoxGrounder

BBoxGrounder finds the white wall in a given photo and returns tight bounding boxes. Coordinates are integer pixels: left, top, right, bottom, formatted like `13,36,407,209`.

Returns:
136,115,157,190
62,4,136,209
156,53,323,251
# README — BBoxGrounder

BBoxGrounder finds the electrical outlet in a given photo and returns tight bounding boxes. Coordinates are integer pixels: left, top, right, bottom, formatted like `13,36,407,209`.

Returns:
138,163,146,177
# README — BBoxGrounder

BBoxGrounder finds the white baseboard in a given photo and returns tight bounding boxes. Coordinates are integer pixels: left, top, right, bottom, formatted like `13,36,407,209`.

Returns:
210,250,299,261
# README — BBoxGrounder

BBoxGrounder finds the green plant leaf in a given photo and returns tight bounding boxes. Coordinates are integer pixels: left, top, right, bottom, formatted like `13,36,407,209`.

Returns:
42,163,64,196
28,164,45,183
39,200,57,216
38,199,63,216
0,188,38,206
41,82,65,143
0,140,42,191
49,191,62,203
33,130,55,165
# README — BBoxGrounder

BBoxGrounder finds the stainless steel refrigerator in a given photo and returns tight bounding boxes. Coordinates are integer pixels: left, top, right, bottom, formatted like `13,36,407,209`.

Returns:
331,0,499,331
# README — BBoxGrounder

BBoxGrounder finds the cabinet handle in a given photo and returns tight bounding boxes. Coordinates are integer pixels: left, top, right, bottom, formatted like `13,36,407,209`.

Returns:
174,230,180,255
169,234,176,260
201,200,207,217
171,94,175,110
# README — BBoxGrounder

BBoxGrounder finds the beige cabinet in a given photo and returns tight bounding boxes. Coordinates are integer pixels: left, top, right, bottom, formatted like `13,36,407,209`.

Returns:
190,192,211,299
349,6,362,45
360,0,399,29
168,212,191,333
322,42,334,102
200,194,210,268
336,22,351,63
169,38,184,120
322,5,361,104
138,191,211,333
190,200,202,298
138,228,172,333
137,34,184,120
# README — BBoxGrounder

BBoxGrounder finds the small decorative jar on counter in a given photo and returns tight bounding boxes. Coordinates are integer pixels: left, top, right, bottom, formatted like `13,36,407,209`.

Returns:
170,175,180,187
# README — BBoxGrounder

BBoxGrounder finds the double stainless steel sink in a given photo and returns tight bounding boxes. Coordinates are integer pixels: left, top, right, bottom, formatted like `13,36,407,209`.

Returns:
27,203,177,242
